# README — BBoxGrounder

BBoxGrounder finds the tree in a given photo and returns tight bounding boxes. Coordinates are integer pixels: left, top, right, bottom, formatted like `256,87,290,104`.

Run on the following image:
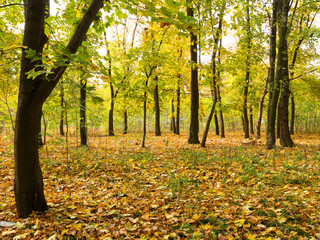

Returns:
14,0,103,218
187,0,200,144
201,0,225,147
266,0,279,149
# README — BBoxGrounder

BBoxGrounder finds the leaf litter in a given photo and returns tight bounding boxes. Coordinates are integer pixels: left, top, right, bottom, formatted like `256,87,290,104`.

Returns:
0,132,320,239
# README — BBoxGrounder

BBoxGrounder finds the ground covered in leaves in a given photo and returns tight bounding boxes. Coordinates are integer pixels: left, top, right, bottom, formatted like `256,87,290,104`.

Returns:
1,132,320,239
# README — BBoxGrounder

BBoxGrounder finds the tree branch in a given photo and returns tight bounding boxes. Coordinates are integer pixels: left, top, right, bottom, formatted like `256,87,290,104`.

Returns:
0,3,25,8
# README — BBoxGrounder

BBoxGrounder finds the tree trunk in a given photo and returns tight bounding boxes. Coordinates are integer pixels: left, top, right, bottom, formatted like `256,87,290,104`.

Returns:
175,85,180,135
274,0,294,147
217,86,225,138
187,0,200,144
290,92,295,135
15,0,103,217
249,106,254,135
123,110,128,134
279,82,294,147
59,81,65,136
142,79,148,148
154,77,161,136
214,112,219,135
256,77,268,138
243,0,251,139
277,101,280,138
80,75,87,146
109,83,115,136
266,0,279,149
171,98,176,133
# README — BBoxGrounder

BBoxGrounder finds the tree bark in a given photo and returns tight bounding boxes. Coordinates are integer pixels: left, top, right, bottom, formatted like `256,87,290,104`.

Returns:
290,92,295,135
59,81,64,136
266,0,279,149
109,83,115,136
256,78,268,138
187,0,200,144
214,112,219,135
243,0,251,139
154,77,161,136
80,75,87,146
175,85,180,135
142,79,148,148
171,98,176,133
15,0,103,217
123,110,128,134
217,86,225,138
249,106,254,135
271,0,294,148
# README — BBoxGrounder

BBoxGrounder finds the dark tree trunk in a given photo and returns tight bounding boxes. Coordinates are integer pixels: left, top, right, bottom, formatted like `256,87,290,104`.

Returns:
290,93,295,135
277,100,280,138
59,81,64,136
175,85,180,135
154,77,161,136
256,77,268,138
107,49,114,136
266,0,280,149
109,83,115,136
243,0,251,139
249,106,254,135
273,0,294,147
279,82,294,147
171,99,176,133
214,112,219,135
80,75,87,146
201,51,218,147
217,87,225,138
217,38,225,138
187,0,200,144
123,110,128,134
142,79,148,148
15,0,103,217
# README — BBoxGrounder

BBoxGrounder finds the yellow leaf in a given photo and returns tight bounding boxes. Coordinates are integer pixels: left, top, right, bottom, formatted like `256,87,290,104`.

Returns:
247,234,256,240
192,213,202,221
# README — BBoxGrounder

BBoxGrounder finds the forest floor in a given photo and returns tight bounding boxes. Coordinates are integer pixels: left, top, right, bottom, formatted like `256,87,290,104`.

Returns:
0,132,320,240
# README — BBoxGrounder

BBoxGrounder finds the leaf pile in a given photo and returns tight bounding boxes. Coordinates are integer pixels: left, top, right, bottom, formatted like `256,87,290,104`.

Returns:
0,132,320,239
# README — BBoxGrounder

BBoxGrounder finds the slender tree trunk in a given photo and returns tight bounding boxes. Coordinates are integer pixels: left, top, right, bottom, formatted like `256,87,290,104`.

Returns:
243,0,251,139
214,112,219,135
171,99,176,133
266,0,279,149
217,86,225,138
59,81,65,136
123,110,128,134
154,76,161,136
80,75,87,146
38,111,44,148
15,0,103,217
217,37,225,138
109,83,115,136
175,85,180,135
107,49,115,136
249,106,254,135
187,0,200,144
142,79,148,148
277,101,280,138
290,92,295,135
256,78,268,138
